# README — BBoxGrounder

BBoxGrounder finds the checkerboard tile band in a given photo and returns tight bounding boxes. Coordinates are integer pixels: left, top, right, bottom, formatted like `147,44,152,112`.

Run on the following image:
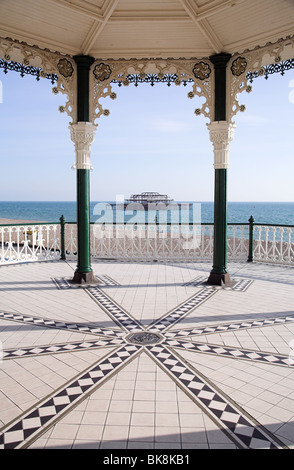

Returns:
165,315,294,339
0,311,124,338
164,338,292,367
147,344,286,449
53,275,120,289
3,337,125,360
0,344,141,449
184,276,254,292
147,287,217,332
87,287,144,332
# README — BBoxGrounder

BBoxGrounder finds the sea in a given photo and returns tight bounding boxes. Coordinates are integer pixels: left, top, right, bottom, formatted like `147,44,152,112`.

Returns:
0,201,293,226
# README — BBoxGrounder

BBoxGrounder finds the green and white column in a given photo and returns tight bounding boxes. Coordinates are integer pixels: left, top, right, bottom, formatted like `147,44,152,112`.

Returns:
70,55,96,284
207,53,235,286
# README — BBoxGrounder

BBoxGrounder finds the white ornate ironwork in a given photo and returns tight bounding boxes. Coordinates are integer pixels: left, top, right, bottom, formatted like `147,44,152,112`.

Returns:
0,37,76,122
0,224,61,264
1,222,294,266
89,58,214,124
91,223,209,261
253,225,294,265
227,35,294,123
227,224,250,260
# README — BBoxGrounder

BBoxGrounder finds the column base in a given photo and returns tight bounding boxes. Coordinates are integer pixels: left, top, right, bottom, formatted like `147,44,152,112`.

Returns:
207,271,231,286
71,270,96,285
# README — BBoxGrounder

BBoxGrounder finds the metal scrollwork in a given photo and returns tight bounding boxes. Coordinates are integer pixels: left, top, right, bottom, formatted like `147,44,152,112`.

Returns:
0,58,58,83
227,35,294,124
246,58,294,82
111,73,193,87
231,56,247,76
93,62,112,81
192,61,211,80
0,37,76,122
57,58,73,78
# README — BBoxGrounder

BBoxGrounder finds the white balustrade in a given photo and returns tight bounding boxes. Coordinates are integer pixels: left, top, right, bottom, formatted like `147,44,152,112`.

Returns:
253,225,294,265
1,222,293,266
227,224,250,260
0,224,61,264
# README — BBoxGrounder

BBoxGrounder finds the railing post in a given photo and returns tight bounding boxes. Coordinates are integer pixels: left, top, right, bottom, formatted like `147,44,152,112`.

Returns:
247,215,254,262
60,214,66,260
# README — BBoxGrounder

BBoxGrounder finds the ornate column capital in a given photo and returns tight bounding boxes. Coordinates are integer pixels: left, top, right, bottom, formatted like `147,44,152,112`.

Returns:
207,121,236,169
70,121,97,170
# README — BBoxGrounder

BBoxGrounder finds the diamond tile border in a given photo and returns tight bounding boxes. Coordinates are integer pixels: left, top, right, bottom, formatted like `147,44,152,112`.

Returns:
3,337,125,360
184,276,254,292
146,344,287,449
0,311,124,338
52,274,120,289
147,287,217,332
0,345,141,449
87,287,144,332
165,314,294,339
164,338,292,368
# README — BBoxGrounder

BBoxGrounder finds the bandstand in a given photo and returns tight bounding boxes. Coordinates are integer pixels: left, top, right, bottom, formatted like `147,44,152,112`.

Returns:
0,0,294,284
2,1,294,452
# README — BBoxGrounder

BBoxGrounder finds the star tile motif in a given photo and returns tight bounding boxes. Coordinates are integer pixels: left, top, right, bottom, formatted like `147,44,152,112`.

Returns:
0,274,293,450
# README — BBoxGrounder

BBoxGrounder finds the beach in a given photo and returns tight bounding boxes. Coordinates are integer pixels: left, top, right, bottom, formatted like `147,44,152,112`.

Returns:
0,218,44,225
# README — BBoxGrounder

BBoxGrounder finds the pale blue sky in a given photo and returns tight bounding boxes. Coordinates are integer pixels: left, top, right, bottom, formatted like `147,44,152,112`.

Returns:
0,68,293,202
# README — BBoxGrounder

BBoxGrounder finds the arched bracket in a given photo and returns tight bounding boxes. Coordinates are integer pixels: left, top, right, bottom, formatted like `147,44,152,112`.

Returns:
0,37,77,123
89,58,214,125
227,35,294,123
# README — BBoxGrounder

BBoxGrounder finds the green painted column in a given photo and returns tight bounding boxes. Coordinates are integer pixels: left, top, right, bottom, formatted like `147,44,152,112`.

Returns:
211,168,229,278
207,53,234,286
71,55,96,284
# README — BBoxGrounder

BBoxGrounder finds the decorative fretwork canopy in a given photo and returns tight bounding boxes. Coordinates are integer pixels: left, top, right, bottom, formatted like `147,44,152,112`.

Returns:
1,0,294,124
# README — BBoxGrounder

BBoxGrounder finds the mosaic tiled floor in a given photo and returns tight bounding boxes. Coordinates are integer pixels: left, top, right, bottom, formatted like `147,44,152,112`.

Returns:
0,260,294,449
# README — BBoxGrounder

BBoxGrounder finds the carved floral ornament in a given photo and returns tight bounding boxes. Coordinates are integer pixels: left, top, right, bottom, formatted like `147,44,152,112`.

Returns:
93,62,112,81
192,61,211,80
57,58,74,78
230,56,247,76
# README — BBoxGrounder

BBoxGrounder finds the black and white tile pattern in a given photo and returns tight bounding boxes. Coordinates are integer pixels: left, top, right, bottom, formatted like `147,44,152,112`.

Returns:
3,337,125,360
87,286,144,332
53,275,120,289
147,287,217,332
0,310,124,338
165,315,294,339
184,275,254,291
164,337,291,367
147,344,285,449
0,273,292,449
0,345,141,449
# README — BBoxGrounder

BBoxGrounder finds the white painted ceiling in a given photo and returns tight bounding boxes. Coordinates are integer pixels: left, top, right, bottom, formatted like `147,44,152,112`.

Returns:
0,0,293,59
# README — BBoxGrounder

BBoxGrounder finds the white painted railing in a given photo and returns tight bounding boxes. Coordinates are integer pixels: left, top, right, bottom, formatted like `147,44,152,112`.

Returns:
63,223,249,262
0,224,61,264
253,225,294,265
1,222,293,266
91,223,214,261
227,224,250,260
